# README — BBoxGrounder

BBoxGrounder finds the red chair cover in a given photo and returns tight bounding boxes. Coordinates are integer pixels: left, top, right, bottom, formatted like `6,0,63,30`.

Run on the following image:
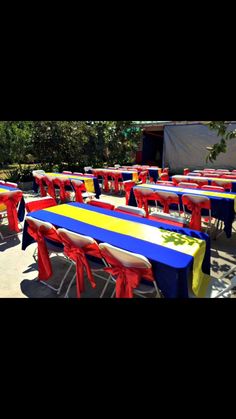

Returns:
182,196,211,231
26,197,57,213
133,189,158,217
108,171,123,193
123,181,136,205
60,237,100,297
100,249,154,298
44,177,56,200
184,168,190,176
35,176,47,197
27,221,62,280
139,171,148,184
154,193,179,214
0,191,23,232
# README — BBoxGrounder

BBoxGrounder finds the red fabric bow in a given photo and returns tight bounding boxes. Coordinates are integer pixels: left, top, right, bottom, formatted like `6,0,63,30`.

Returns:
100,250,154,298
0,191,23,232
27,223,62,280
44,178,56,200
124,181,136,205
103,173,110,192
61,239,100,297
182,198,210,231
155,194,179,214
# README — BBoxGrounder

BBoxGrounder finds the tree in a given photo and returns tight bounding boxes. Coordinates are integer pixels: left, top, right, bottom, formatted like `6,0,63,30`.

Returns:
206,121,236,162
0,121,33,168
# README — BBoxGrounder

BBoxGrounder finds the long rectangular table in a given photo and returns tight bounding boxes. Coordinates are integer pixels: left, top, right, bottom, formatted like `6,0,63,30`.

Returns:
129,184,236,238
91,168,139,182
22,202,211,298
33,173,101,198
148,167,163,182
172,175,236,192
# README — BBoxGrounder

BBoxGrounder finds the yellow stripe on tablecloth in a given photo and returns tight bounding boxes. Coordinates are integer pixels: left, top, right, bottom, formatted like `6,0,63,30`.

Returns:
173,175,236,184
0,189,8,210
46,173,95,193
132,172,139,182
45,204,210,297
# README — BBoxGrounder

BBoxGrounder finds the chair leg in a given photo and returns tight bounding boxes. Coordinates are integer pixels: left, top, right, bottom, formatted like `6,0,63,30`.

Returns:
214,276,236,298
64,273,76,298
57,262,74,295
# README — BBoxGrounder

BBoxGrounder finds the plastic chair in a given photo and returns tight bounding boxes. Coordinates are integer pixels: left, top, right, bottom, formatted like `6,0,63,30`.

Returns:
26,216,73,294
183,168,190,175
154,191,180,215
172,176,189,185
133,187,159,217
123,180,136,205
99,243,161,298
53,177,71,203
149,212,188,227
87,199,115,210
178,182,199,189
57,229,110,298
182,194,211,232
201,185,225,192
0,190,23,233
26,197,57,213
115,205,146,217
160,173,169,182
212,180,232,192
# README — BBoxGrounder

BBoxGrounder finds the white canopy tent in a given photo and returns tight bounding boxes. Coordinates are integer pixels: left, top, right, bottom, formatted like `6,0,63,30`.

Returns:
163,122,236,172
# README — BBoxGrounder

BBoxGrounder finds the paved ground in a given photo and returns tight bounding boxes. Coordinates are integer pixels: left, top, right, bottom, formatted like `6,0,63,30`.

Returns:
0,190,236,298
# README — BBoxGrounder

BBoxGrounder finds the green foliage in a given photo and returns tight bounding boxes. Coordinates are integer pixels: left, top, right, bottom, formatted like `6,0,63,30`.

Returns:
206,121,236,162
4,165,34,182
0,121,142,170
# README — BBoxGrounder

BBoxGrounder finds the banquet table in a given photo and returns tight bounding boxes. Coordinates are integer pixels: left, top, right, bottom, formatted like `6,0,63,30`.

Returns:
172,175,236,192
22,202,211,298
129,184,236,238
33,173,101,198
0,184,25,225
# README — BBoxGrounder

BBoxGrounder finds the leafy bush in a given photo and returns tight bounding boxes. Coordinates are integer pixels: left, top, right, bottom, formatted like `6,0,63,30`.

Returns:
4,165,34,182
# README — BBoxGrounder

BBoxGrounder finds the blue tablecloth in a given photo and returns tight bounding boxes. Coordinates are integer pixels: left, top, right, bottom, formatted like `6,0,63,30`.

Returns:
0,185,25,222
129,186,235,238
148,169,160,183
171,176,236,193
22,202,210,298
33,175,101,199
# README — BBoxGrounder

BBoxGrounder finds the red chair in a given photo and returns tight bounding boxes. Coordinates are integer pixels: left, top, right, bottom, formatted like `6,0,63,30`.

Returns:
0,190,23,232
160,173,169,181
53,177,71,203
57,229,106,298
184,168,190,175
154,191,180,214
156,181,175,187
212,180,232,192
133,188,157,217
87,199,115,210
34,175,47,197
62,171,72,175
108,171,123,194
138,170,148,184
201,185,225,192
73,172,84,176
172,176,188,185
44,176,56,200
221,174,236,180
26,197,57,213
182,194,211,231
149,212,188,227
178,182,199,189
99,243,160,298
123,180,136,205
163,167,169,175
71,180,87,203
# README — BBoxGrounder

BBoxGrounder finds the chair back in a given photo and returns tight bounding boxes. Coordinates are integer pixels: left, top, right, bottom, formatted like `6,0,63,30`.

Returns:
115,205,146,217
178,182,199,189
99,243,151,269
87,199,115,210
62,171,72,174
26,197,57,213
201,185,225,192
212,180,232,191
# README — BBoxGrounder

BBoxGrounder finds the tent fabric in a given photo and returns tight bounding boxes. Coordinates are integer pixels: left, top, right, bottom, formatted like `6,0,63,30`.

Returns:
163,123,236,172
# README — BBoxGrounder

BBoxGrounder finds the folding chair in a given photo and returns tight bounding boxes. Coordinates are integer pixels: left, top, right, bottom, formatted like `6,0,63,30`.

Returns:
178,182,199,189
26,196,57,213
99,243,161,298
182,194,211,232
115,205,146,217
212,180,232,192
123,180,136,205
87,199,115,210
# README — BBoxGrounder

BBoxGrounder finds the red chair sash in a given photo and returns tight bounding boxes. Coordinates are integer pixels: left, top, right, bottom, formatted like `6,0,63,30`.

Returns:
27,223,61,280
100,249,154,298
0,191,23,232
44,178,56,200
124,181,136,205
62,239,100,297
182,198,210,231
155,194,179,214
35,176,47,197
26,197,57,213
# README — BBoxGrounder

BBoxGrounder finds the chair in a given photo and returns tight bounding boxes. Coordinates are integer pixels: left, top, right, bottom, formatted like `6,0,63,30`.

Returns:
138,170,148,184
182,194,211,232
71,179,85,203
123,180,136,205
212,180,232,192
108,171,123,194
57,229,110,298
87,199,115,210
172,176,189,185
32,170,45,176
149,212,188,227
133,187,158,217
53,177,71,203
163,167,169,174
115,205,146,217
216,169,230,172
178,182,199,189
153,191,180,215
0,190,23,233
26,196,57,213
99,243,161,298
213,266,236,298
187,172,202,177
160,173,169,181
44,176,57,200
26,216,73,294
183,168,190,175
201,185,225,192
84,166,93,173
62,171,72,175
4,182,18,188
156,181,175,187
34,174,48,197
73,172,84,176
